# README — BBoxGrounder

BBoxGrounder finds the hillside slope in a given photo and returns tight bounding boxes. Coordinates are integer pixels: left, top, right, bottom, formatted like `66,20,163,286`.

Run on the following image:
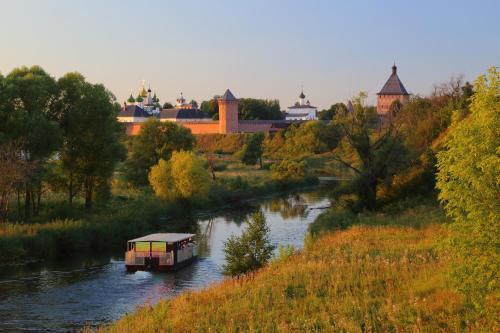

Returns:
97,206,494,332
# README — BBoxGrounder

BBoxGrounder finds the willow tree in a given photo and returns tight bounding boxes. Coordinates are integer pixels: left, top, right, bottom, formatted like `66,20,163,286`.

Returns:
331,93,409,210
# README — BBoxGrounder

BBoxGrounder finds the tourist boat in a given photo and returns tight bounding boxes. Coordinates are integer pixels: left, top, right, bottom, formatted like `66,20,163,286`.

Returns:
125,233,198,272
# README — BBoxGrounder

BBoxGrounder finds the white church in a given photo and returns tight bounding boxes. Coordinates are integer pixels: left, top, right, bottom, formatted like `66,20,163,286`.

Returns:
285,90,318,120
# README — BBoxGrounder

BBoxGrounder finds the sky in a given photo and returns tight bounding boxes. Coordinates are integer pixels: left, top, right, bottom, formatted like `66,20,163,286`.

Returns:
0,0,498,109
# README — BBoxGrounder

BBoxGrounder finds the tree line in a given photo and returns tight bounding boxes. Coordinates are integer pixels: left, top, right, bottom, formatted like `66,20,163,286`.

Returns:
0,66,125,221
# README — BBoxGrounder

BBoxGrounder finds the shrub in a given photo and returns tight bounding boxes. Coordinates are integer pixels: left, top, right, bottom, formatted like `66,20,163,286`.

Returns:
223,211,275,276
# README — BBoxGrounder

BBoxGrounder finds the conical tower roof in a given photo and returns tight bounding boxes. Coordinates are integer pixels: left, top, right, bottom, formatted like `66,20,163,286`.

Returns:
221,89,236,101
377,64,409,95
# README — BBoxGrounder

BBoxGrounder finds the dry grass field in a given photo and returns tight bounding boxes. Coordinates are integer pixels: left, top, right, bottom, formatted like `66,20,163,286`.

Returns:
97,205,496,333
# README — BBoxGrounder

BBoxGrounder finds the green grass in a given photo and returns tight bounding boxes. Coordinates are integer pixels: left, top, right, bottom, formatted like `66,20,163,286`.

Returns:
95,203,495,332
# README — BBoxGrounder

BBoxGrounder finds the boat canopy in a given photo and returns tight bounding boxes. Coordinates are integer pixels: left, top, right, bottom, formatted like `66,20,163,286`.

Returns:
128,233,195,243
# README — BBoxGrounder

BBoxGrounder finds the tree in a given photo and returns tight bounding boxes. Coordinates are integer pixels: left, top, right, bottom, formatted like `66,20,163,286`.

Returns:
239,132,265,167
436,67,499,307
200,97,219,120
264,121,338,159
270,159,306,183
331,93,410,211
149,151,212,201
3,66,62,218
162,102,173,109
56,73,126,208
0,142,30,222
223,211,275,276
318,103,347,121
125,118,196,186
238,98,283,120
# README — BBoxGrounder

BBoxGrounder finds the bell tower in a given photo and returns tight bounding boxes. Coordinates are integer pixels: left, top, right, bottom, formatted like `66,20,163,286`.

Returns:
218,89,239,134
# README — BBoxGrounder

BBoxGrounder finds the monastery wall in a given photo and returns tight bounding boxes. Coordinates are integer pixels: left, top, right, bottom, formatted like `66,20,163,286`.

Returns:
180,121,220,134
237,121,274,132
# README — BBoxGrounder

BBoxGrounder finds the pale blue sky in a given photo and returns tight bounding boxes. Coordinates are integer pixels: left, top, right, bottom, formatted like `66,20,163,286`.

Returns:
0,0,498,109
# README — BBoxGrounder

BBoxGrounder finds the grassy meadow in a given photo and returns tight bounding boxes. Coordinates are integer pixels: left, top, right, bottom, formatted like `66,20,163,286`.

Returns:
95,204,496,333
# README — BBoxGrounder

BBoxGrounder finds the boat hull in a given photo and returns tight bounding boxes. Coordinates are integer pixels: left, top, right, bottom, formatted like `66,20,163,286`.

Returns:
126,255,198,272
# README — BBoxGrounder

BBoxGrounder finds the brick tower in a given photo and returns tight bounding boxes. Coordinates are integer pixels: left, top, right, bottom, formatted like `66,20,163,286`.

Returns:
376,64,410,115
218,89,239,133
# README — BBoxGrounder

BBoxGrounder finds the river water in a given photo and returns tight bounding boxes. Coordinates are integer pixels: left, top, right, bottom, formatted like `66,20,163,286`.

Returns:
0,188,331,332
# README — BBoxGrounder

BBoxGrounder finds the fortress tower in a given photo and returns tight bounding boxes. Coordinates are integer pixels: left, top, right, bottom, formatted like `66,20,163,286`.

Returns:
218,89,239,133
377,64,410,114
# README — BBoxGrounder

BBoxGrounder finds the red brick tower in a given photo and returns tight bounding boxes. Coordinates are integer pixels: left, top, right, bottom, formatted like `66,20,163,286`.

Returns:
218,89,239,134
377,64,410,115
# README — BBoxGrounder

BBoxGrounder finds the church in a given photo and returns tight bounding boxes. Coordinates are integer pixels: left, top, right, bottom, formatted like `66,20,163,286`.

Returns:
285,90,318,120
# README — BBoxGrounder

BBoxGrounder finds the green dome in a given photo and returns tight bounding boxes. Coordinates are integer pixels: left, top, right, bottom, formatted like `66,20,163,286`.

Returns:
127,94,135,103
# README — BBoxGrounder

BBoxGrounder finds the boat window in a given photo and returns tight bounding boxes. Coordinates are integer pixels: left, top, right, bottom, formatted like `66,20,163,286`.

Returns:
135,242,150,252
151,242,166,252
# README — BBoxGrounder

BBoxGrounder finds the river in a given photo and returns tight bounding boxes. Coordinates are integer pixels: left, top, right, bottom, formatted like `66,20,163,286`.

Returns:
0,187,331,332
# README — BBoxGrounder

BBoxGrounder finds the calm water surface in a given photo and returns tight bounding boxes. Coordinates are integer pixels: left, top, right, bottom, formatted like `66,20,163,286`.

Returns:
0,188,331,332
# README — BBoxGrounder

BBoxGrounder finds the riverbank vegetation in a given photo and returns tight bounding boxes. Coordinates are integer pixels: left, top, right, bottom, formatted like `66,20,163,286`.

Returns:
1,64,497,331
96,67,498,331
98,203,495,332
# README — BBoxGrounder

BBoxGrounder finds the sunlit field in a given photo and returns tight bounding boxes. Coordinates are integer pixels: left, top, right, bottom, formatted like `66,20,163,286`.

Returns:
96,205,496,333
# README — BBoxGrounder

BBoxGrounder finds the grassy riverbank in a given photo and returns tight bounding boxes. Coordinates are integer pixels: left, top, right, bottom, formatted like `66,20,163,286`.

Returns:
0,169,317,262
96,203,496,332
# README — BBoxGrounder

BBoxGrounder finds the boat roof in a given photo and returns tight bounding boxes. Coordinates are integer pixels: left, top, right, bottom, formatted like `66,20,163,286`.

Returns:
128,233,195,243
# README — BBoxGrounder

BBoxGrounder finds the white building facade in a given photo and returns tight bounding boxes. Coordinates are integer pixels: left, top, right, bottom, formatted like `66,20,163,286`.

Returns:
285,91,317,120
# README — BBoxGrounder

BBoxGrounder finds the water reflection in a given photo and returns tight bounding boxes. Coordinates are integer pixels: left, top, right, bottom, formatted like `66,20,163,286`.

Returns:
0,188,331,332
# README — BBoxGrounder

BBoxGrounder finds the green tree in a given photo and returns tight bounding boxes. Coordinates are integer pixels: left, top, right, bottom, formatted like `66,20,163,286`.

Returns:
270,159,306,183
238,98,283,120
318,103,347,121
3,66,62,218
56,72,126,208
436,67,499,308
162,102,173,109
149,151,211,201
200,96,220,120
125,118,196,186
263,130,286,158
239,132,265,167
265,121,338,159
223,211,275,276
331,93,410,211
